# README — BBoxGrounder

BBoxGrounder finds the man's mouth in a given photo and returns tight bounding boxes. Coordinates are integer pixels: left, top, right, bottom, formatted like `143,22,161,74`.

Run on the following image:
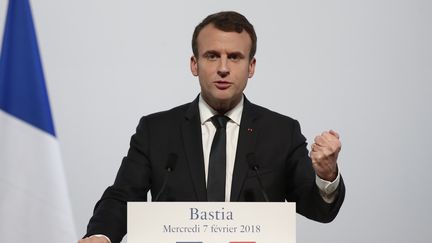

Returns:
214,80,231,90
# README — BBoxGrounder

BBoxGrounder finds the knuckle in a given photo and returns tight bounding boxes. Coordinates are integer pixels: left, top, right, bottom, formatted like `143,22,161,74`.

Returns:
322,152,330,159
329,144,337,152
316,153,324,160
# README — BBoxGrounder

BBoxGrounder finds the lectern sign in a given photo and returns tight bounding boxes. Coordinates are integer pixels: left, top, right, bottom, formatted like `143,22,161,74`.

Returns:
128,202,295,243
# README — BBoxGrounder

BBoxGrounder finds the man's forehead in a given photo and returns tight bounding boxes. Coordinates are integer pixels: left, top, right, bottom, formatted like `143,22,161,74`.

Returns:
196,24,252,53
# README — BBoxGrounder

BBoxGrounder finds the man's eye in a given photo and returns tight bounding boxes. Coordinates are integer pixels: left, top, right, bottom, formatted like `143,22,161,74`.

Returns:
228,54,239,61
205,54,218,60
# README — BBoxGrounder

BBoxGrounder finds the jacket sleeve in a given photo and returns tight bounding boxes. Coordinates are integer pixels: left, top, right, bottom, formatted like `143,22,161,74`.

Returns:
284,120,345,223
84,117,152,243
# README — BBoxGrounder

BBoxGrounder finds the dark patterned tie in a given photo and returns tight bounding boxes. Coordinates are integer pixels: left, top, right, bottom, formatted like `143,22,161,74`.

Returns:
207,115,230,201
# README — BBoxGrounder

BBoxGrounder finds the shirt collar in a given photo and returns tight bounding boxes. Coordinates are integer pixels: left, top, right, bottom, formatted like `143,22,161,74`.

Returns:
198,95,243,126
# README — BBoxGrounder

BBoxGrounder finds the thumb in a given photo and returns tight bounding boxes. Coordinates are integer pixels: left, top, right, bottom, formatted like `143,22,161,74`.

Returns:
329,129,340,139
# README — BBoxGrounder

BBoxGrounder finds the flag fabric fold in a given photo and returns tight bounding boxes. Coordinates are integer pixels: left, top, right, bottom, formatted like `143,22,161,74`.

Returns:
0,0,76,241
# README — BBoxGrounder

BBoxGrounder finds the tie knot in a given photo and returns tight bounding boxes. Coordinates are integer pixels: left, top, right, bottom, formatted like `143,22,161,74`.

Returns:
211,115,229,129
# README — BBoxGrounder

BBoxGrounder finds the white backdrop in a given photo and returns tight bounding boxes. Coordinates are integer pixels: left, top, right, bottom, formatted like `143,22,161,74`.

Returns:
1,0,431,242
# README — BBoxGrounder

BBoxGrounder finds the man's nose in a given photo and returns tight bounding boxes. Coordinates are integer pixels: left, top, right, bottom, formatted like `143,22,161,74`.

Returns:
217,57,230,78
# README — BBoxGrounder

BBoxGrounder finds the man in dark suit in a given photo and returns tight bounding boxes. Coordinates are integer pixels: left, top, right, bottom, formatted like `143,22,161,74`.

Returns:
80,11,345,243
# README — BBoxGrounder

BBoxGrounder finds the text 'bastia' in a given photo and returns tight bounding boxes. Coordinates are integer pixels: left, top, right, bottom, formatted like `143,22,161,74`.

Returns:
189,207,234,220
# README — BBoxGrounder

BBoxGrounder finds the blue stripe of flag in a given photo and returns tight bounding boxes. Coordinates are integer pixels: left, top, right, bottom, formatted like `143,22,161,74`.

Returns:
0,0,56,136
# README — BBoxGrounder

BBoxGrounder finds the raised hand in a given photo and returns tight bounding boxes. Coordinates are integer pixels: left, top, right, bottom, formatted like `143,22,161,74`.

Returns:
310,130,341,181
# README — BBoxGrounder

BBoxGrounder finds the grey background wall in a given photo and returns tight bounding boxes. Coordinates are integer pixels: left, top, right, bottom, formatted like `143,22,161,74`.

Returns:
1,0,431,242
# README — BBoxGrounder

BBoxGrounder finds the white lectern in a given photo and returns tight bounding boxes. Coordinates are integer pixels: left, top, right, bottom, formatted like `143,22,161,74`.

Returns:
128,202,295,243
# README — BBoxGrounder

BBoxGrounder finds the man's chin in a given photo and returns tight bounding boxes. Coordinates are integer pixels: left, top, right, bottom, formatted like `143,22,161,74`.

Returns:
210,96,242,113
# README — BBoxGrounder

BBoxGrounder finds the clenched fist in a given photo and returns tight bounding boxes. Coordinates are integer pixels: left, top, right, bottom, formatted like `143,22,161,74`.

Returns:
310,130,341,181
78,235,110,243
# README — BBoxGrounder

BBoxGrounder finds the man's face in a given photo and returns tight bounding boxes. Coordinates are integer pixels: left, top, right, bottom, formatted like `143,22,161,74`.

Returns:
191,24,256,112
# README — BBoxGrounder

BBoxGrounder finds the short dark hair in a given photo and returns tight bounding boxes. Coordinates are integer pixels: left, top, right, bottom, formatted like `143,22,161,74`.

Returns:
192,11,257,60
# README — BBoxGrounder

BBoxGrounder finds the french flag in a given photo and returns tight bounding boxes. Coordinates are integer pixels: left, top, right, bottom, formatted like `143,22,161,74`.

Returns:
0,0,76,241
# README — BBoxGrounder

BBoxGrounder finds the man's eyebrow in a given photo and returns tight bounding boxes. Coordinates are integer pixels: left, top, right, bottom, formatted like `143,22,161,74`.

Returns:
228,51,246,58
202,50,246,58
202,50,220,56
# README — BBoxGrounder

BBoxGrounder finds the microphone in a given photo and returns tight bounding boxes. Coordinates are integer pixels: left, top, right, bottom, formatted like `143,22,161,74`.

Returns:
154,153,178,201
246,153,270,202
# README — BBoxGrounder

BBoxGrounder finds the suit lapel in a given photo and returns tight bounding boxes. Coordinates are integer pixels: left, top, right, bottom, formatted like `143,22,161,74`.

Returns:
181,97,207,201
230,98,260,201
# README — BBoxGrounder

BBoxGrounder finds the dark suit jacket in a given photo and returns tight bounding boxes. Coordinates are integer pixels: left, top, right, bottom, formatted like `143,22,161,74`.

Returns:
85,96,345,243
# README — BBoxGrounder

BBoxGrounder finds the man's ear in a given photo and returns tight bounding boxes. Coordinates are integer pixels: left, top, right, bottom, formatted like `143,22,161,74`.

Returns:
190,56,198,76
248,57,256,78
